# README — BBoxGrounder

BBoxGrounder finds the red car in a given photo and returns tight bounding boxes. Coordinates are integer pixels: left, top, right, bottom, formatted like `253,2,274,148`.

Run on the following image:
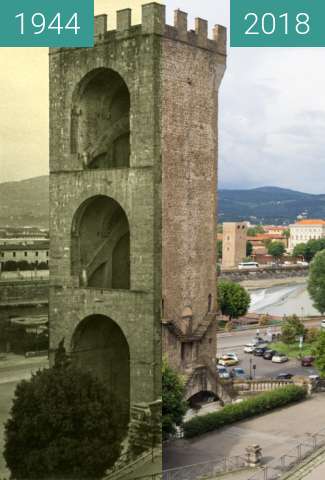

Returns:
301,356,315,367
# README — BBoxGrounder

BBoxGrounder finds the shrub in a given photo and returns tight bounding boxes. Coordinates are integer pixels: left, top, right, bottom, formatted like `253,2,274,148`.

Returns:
183,386,306,438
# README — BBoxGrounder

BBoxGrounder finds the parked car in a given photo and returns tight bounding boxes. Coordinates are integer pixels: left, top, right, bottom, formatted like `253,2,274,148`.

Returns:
217,365,230,379
225,352,239,362
254,347,267,356
297,261,309,266
244,343,256,354
320,319,325,331
263,349,276,360
272,353,288,363
231,367,248,379
218,355,239,367
276,373,294,380
301,356,315,367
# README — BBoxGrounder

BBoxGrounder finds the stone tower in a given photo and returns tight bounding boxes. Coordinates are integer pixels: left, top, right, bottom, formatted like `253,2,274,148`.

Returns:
161,11,227,401
222,222,248,269
49,2,226,444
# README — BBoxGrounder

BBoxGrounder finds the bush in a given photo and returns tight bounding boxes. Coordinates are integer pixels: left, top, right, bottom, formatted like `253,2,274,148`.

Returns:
4,355,123,479
183,386,306,438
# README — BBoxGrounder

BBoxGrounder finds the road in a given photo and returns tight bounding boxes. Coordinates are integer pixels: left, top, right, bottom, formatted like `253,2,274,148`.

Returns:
217,330,318,379
0,356,49,478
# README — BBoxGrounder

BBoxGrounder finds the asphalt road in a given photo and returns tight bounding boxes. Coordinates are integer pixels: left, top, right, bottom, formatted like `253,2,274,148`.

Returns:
217,331,318,379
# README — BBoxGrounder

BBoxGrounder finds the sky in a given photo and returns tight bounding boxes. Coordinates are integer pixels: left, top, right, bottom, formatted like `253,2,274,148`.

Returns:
0,0,325,193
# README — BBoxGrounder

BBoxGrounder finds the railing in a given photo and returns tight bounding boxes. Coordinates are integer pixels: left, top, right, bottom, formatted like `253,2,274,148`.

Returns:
246,427,325,480
162,456,246,480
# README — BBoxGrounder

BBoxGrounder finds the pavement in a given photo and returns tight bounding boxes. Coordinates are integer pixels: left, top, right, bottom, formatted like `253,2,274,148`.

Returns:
163,393,325,471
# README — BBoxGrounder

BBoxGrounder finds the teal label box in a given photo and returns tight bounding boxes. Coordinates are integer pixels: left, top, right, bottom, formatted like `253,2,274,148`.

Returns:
231,0,325,47
0,0,94,47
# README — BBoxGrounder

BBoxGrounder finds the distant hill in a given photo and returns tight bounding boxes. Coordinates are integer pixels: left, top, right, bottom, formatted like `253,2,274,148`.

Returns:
0,176,49,227
219,186,325,224
1,177,325,227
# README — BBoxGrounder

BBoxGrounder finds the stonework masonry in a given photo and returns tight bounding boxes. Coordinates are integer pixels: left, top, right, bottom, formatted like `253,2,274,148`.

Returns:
222,222,247,269
49,2,226,458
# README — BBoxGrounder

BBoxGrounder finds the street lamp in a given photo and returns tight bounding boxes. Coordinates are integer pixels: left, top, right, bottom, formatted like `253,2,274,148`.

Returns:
249,358,253,380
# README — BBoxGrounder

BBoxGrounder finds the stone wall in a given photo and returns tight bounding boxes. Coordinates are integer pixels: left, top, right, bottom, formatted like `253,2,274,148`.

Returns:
220,265,308,283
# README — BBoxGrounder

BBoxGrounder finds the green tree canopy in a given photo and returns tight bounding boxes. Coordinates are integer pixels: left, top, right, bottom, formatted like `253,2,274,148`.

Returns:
4,347,122,480
293,243,309,261
312,331,325,378
308,250,325,314
247,225,265,237
217,240,223,260
218,280,250,320
246,241,253,257
162,360,187,438
281,314,305,344
267,241,285,260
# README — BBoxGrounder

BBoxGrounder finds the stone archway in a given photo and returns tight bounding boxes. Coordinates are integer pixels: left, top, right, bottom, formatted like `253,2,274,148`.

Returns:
71,68,130,169
71,195,130,289
71,314,130,431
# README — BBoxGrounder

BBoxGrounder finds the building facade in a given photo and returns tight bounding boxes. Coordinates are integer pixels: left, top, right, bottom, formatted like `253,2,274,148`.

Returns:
0,241,49,265
289,219,325,251
49,3,226,453
222,222,247,269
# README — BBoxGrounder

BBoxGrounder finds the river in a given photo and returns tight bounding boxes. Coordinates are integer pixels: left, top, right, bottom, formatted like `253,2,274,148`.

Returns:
248,281,319,317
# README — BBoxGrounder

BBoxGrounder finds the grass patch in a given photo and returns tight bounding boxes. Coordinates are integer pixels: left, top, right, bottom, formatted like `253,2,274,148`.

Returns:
270,342,314,359
183,386,307,438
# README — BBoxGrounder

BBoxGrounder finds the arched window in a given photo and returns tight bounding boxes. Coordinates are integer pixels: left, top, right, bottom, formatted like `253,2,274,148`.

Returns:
71,68,130,169
71,196,130,289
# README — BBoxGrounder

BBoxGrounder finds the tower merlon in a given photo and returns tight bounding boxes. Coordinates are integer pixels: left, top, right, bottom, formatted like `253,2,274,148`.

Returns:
117,9,132,32
141,3,166,35
195,18,208,47
94,14,107,37
213,24,227,55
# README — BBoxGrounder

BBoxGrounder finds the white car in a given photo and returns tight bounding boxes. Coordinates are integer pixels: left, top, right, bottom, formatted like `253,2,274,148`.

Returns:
321,320,325,330
217,365,230,379
225,352,239,362
272,353,288,363
244,344,256,353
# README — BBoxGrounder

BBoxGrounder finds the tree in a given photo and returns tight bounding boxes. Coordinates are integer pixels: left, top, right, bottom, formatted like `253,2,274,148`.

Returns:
293,243,308,261
281,315,305,344
162,360,187,438
308,250,325,314
246,241,253,257
267,241,285,261
312,331,325,378
217,240,223,261
217,280,250,321
247,225,265,237
283,229,290,239
4,345,122,480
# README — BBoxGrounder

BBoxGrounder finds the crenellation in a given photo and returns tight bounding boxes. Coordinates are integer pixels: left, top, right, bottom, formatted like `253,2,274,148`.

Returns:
141,3,166,35
116,8,132,33
174,10,188,41
213,24,227,55
94,14,107,37
195,18,208,47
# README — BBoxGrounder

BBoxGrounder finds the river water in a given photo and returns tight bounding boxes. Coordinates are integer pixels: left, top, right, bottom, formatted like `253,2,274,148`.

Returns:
248,282,319,317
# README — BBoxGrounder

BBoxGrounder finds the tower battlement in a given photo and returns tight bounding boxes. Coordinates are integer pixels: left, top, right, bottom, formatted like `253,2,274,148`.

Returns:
92,3,226,55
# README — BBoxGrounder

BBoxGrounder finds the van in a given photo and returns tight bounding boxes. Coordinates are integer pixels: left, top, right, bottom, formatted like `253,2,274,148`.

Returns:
238,262,259,270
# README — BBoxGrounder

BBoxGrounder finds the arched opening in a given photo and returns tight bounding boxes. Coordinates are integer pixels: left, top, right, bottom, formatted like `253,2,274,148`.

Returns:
187,391,218,410
71,68,130,169
71,314,130,432
71,195,130,289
